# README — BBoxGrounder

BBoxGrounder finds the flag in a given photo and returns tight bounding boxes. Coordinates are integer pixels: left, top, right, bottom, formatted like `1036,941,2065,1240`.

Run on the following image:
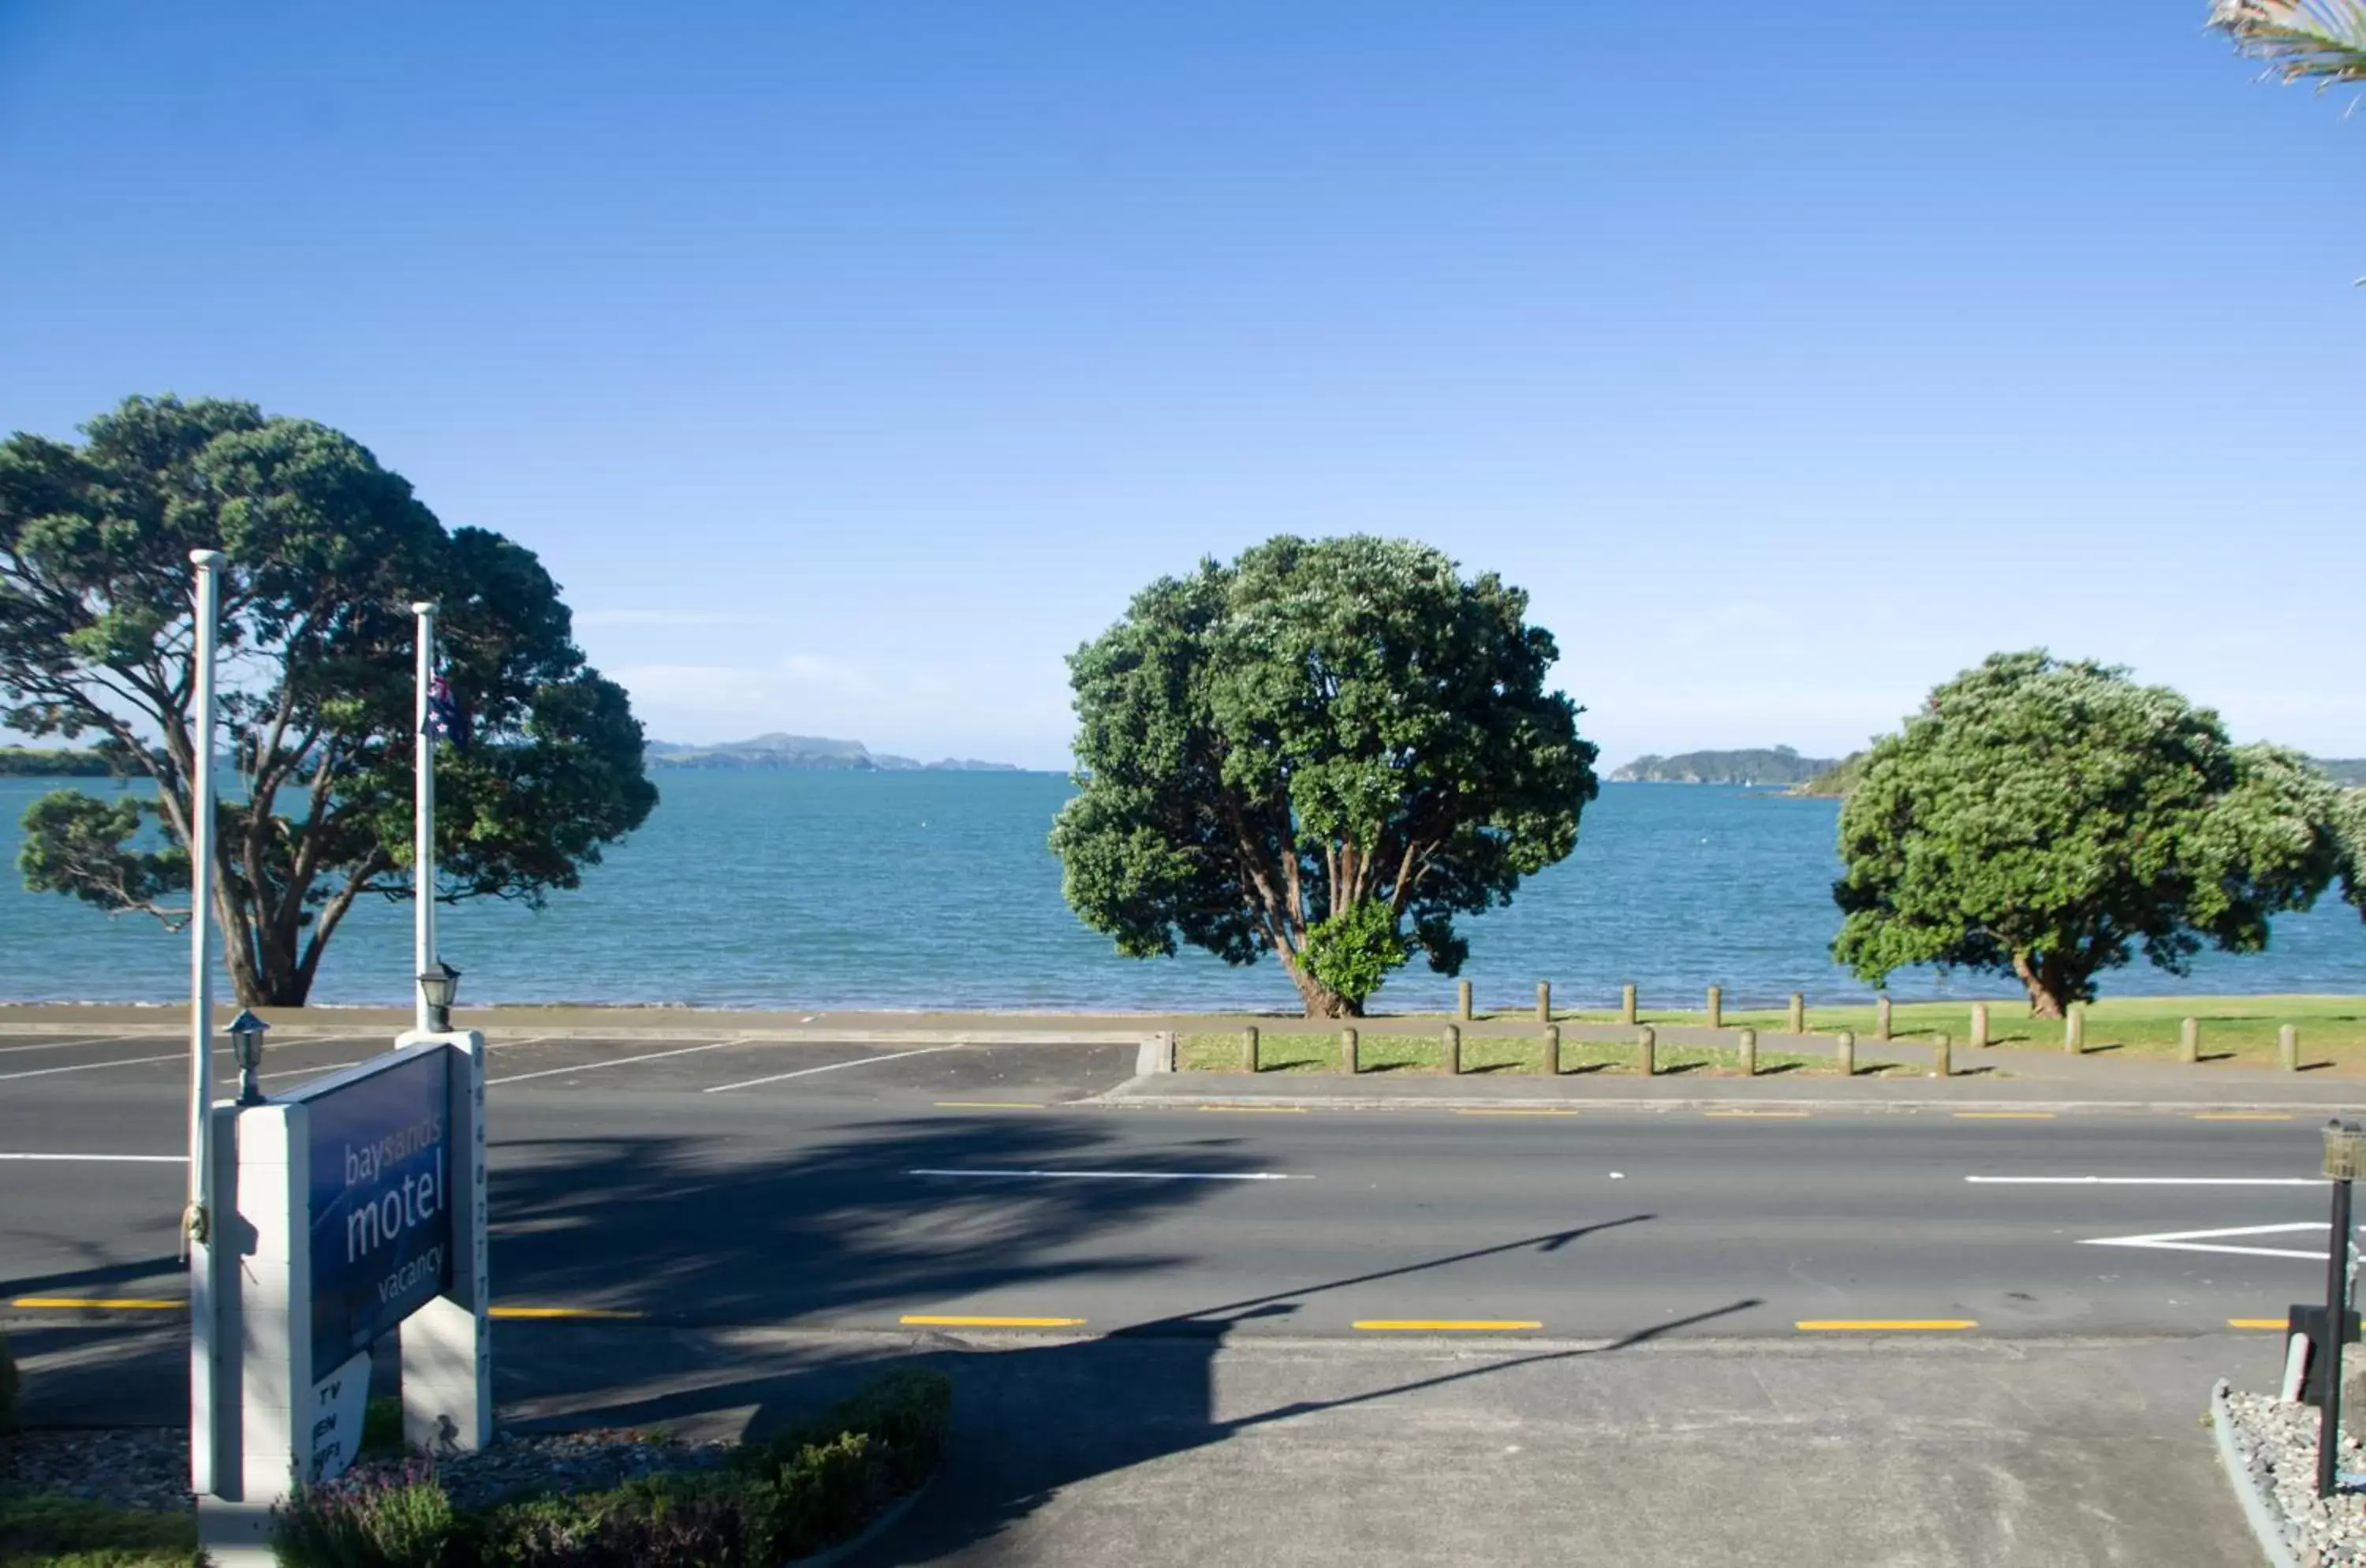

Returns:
422,670,472,752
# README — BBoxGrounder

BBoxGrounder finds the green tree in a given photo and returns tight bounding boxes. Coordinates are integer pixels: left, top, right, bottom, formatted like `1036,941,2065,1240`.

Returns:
1832,651,2347,1017
2211,1,2366,89
1050,535,1597,1018
1,395,656,1006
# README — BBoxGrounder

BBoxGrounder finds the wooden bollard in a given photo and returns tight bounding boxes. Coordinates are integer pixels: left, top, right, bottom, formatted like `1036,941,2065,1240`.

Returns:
2282,1024,2299,1072
1621,983,1638,1025
1707,984,1722,1029
1788,992,1805,1035
1443,1023,1462,1075
1931,1030,1951,1079
1875,995,1893,1042
1969,1002,1988,1050
1457,980,1473,1021
1536,980,1552,1023
1244,1025,1260,1073
1737,1026,1757,1077
1636,1025,1656,1077
2066,1006,2084,1055
1543,1023,1561,1077
2180,1016,2200,1064
1342,1025,1359,1076
1836,1028,1856,1077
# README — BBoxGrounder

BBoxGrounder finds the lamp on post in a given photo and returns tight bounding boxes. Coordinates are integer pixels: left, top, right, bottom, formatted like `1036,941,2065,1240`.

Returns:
229,1010,271,1107
418,961,461,1034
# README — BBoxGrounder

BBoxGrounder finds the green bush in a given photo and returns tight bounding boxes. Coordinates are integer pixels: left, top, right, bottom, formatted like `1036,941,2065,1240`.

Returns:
274,1368,953,1568
0,1327,17,1432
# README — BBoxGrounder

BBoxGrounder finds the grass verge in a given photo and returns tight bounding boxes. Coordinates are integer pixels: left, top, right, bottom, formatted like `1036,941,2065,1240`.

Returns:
1555,995,2366,1070
1179,1031,1910,1077
274,1368,950,1568
0,1487,198,1568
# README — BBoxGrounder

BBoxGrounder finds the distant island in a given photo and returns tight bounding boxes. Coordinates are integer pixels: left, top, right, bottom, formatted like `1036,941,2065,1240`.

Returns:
646,734,1025,772
1612,747,1835,786
0,746,121,778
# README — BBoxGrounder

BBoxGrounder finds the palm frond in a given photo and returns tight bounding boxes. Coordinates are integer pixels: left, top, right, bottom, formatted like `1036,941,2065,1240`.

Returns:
2211,0,2366,88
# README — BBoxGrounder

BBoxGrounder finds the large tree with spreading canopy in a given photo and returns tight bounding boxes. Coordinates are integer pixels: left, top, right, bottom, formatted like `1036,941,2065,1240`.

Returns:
1051,535,1597,1018
1831,651,2351,1017
1,395,655,1006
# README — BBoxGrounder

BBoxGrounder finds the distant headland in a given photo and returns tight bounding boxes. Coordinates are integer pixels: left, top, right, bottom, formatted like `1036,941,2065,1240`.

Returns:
1611,747,1834,787
644,733,1027,772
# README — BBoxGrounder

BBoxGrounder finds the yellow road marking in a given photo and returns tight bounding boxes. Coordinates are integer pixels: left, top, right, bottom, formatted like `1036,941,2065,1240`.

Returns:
1795,1320,1977,1332
901,1314,1086,1328
2195,1113,2293,1122
1706,1109,1808,1118
1196,1104,1308,1114
1953,1111,2056,1119
1353,1320,1543,1332
1456,1107,1579,1117
935,1101,1043,1110
9,1297,179,1310
2229,1318,2290,1330
488,1306,647,1320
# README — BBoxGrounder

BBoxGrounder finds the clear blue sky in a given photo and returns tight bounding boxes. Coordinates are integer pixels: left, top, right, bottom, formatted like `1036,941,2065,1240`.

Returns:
2,3,2357,771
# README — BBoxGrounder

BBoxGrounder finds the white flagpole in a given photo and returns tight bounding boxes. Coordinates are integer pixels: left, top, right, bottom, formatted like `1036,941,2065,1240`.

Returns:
412,601,438,1033
186,547,225,1495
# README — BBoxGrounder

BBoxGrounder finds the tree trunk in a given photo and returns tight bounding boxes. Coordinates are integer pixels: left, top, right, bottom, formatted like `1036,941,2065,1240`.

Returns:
1283,958,1360,1019
2011,949,2068,1019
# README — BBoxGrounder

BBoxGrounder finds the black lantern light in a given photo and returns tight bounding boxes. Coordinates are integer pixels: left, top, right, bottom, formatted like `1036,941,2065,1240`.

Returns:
418,960,461,1033
229,1009,271,1106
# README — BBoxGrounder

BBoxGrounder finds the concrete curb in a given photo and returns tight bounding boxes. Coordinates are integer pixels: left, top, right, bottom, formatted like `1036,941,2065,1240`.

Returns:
2211,1378,2303,1568
786,1474,933,1568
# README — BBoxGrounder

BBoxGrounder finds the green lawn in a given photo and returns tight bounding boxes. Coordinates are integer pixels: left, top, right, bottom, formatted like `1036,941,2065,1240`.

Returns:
1178,1030,1908,1078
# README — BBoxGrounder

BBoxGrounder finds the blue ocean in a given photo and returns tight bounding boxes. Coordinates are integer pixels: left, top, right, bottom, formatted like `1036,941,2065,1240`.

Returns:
2,774,2360,1011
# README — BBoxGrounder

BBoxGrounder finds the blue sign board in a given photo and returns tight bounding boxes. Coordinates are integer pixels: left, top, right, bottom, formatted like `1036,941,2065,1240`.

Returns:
300,1047,454,1381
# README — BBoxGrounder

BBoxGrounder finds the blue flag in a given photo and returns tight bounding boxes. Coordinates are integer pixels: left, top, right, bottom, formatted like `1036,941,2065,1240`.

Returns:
422,671,472,752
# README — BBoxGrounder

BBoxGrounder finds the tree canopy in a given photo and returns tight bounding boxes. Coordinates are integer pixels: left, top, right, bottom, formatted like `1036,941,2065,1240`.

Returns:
2211,0,2366,90
1050,535,1597,1017
1,394,656,1006
1831,650,2350,1016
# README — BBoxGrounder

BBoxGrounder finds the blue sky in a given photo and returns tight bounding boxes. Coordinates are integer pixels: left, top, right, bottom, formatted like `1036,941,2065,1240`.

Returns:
2,3,2358,771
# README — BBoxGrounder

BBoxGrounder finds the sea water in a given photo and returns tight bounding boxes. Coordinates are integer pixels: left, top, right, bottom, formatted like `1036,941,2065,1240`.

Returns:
2,774,2360,1010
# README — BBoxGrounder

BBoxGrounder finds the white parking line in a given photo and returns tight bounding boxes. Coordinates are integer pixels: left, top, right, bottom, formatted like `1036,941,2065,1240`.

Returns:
1965,1176,2325,1187
2078,1221,2335,1262
487,1037,755,1086
0,1152,185,1163
0,1051,185,1082
703,1045,961,1094
0,1035,147,1058
908,1167,1304,1182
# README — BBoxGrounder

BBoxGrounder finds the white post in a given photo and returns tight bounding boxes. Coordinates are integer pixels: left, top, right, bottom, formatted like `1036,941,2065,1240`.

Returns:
394,1029,491,1454
187,547,226,1496
412,602,438,1032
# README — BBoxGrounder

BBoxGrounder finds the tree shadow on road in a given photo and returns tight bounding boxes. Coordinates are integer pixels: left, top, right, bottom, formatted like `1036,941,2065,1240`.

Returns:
479,1124,1759,1565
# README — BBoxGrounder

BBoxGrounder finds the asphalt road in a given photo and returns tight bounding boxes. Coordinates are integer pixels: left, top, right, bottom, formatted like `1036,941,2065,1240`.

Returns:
0,1026,2328,1566
0,1028,2345,1338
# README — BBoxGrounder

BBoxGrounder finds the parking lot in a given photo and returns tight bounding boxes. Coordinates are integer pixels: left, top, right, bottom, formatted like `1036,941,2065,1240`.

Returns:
0,1025,1150,1109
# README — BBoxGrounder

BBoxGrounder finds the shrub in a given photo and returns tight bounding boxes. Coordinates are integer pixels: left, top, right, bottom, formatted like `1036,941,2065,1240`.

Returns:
0,1484,198,1564
279,1369,952,1568
273,1465,456,1568
0,1328,17,1432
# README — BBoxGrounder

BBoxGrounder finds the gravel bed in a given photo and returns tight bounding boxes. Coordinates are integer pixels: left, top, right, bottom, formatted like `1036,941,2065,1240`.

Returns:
0,1424,731,1517
2222,1389,2366,1565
